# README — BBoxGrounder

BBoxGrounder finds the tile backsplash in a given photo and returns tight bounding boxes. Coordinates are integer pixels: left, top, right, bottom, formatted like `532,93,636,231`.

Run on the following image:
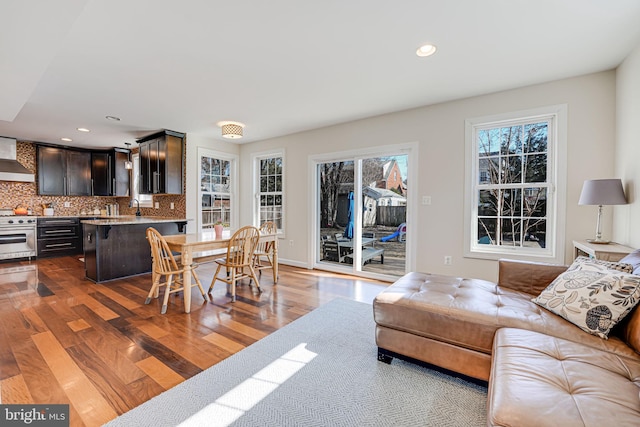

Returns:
0,141,186,217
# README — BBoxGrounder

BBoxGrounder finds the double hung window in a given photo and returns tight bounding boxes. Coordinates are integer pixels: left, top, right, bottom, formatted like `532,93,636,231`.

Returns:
465,106,566,261
255,153,284,232
200,151,235,229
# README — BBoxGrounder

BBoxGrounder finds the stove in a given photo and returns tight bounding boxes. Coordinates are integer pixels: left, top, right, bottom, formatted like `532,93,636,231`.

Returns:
0,216,37,226
0,215,37,260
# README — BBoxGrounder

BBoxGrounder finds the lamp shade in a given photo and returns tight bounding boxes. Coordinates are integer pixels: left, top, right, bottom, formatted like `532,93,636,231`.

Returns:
578,179,627,206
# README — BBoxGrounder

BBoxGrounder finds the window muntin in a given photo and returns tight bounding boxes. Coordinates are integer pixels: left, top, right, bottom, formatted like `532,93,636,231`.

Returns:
471,116,554,255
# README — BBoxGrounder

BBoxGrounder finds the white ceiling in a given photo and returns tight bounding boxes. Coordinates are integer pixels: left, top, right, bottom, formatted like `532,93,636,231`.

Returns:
2,0,640,150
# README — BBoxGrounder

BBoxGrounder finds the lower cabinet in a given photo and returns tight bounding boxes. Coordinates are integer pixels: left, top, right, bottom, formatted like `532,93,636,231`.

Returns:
83,221,185,283
37,217,82,258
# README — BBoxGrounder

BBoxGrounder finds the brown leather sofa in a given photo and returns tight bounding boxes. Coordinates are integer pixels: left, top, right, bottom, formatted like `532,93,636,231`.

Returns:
373,259,640,426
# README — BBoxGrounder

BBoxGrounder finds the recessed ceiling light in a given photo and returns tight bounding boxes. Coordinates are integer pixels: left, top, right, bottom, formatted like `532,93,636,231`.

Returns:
416,44,437,57
61,137,72,142
77,127,90,132
106,116,121,121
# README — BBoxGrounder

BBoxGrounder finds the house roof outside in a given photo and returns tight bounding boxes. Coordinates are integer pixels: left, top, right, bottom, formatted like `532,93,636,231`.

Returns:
363,186,406,201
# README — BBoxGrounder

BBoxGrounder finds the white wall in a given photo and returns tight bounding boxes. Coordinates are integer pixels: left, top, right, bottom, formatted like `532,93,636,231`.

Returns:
236,71,617,281
615,41,640,248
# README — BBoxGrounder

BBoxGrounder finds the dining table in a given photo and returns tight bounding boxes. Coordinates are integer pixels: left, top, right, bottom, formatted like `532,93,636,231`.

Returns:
162,229,278,313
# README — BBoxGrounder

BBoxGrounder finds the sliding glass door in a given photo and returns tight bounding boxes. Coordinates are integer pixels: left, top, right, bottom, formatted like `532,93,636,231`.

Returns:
316,151,409,279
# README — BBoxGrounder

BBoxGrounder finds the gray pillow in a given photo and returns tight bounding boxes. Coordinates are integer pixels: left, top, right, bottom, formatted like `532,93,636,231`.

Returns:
619,249,640,275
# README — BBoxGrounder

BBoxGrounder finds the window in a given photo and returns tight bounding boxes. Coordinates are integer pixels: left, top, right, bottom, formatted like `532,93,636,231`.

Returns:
465,106,566,261
131,153,153,207
200,153,233,229
254,152,284,232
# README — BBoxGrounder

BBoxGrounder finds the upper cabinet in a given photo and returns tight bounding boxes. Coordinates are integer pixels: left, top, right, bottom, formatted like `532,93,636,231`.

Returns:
91,149,130,197
37,146,91,196
138,130,184,195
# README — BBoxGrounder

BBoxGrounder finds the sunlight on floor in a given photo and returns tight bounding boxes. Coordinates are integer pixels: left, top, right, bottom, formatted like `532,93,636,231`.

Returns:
178,343,317,426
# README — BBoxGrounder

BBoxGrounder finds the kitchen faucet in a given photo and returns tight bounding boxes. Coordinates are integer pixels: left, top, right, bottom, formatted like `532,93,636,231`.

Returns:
132,199,141,216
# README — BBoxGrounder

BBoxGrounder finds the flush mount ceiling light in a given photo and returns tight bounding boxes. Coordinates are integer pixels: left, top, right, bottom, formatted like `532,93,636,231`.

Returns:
77,127,90,132
416,44,437,57
61,137,72,142
106,115,121,121
217,121,245,139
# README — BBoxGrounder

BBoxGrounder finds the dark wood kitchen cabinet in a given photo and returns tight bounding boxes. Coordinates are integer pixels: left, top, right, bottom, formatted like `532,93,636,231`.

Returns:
37,217,83,258
138,130,184,195
91,149,130,196
37,146,91,196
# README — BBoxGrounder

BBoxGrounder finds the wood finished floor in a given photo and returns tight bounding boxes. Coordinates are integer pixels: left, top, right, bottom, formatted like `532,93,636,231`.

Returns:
0,255,389,427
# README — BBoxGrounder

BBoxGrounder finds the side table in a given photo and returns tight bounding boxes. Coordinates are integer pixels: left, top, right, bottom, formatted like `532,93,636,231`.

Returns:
572,239,634,262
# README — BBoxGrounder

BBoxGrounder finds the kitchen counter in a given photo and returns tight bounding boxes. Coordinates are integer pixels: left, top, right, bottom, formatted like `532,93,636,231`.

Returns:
80,216,190,226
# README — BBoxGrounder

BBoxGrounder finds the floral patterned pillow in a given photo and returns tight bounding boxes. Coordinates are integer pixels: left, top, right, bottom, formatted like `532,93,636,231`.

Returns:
532,258,640,338
570,256,633,273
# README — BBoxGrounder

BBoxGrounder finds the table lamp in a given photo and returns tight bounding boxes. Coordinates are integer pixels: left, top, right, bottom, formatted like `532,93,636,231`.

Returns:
578,178,627,244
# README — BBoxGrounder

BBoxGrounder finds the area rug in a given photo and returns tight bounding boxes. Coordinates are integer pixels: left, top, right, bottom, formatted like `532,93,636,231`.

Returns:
104,298,487,426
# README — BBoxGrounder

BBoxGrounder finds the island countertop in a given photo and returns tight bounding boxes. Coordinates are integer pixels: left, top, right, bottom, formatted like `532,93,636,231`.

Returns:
80,216,190,226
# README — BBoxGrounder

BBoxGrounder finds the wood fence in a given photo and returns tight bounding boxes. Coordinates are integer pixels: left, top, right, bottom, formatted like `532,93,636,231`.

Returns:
376,206,406,226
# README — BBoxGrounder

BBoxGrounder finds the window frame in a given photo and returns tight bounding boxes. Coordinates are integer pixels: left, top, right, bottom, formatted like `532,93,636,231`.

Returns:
131,153,153,208
252,150,285,234
464,105,567,263
197,147,238,233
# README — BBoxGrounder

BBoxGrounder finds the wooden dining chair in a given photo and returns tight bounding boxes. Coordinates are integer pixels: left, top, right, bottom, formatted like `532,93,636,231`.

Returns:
145,227,208,314
208,225,261,302
254,221,277,283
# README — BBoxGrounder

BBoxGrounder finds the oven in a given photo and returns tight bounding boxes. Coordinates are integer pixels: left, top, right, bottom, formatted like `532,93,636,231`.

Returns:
0,216,37,260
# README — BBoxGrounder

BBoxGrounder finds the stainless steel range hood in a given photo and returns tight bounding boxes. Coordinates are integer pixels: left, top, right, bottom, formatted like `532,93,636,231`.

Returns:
0,137,35,182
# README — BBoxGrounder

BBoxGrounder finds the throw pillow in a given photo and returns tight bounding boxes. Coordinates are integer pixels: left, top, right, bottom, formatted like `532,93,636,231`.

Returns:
570,256,633,273
619,249,640,275
532,258,640,338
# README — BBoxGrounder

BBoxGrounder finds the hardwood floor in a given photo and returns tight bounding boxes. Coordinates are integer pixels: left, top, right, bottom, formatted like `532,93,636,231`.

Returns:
0,255,389,426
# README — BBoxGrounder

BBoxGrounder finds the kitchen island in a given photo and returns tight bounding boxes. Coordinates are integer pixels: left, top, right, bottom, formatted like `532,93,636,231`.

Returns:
81,216,188,283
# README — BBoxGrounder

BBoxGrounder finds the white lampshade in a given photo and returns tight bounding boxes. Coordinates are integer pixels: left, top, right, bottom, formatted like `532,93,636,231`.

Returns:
578,179,627,206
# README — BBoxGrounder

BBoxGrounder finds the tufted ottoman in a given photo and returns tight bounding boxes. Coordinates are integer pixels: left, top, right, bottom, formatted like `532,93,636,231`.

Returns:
488,328,640,426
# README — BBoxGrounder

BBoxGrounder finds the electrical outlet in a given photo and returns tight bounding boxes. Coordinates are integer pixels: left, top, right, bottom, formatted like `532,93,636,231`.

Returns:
154,202,159,209
444,256,452,265
64,202,71,208
170,202,174,209
422,196,432,205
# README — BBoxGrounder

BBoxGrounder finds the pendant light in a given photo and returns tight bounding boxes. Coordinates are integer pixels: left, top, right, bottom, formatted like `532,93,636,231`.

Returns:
124,143,133,170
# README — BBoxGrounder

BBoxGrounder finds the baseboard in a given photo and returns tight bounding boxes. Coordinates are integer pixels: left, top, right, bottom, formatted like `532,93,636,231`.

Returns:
277,258,310,269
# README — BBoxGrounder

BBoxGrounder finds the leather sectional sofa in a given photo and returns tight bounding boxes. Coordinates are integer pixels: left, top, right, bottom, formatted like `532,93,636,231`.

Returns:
373,258,640,426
